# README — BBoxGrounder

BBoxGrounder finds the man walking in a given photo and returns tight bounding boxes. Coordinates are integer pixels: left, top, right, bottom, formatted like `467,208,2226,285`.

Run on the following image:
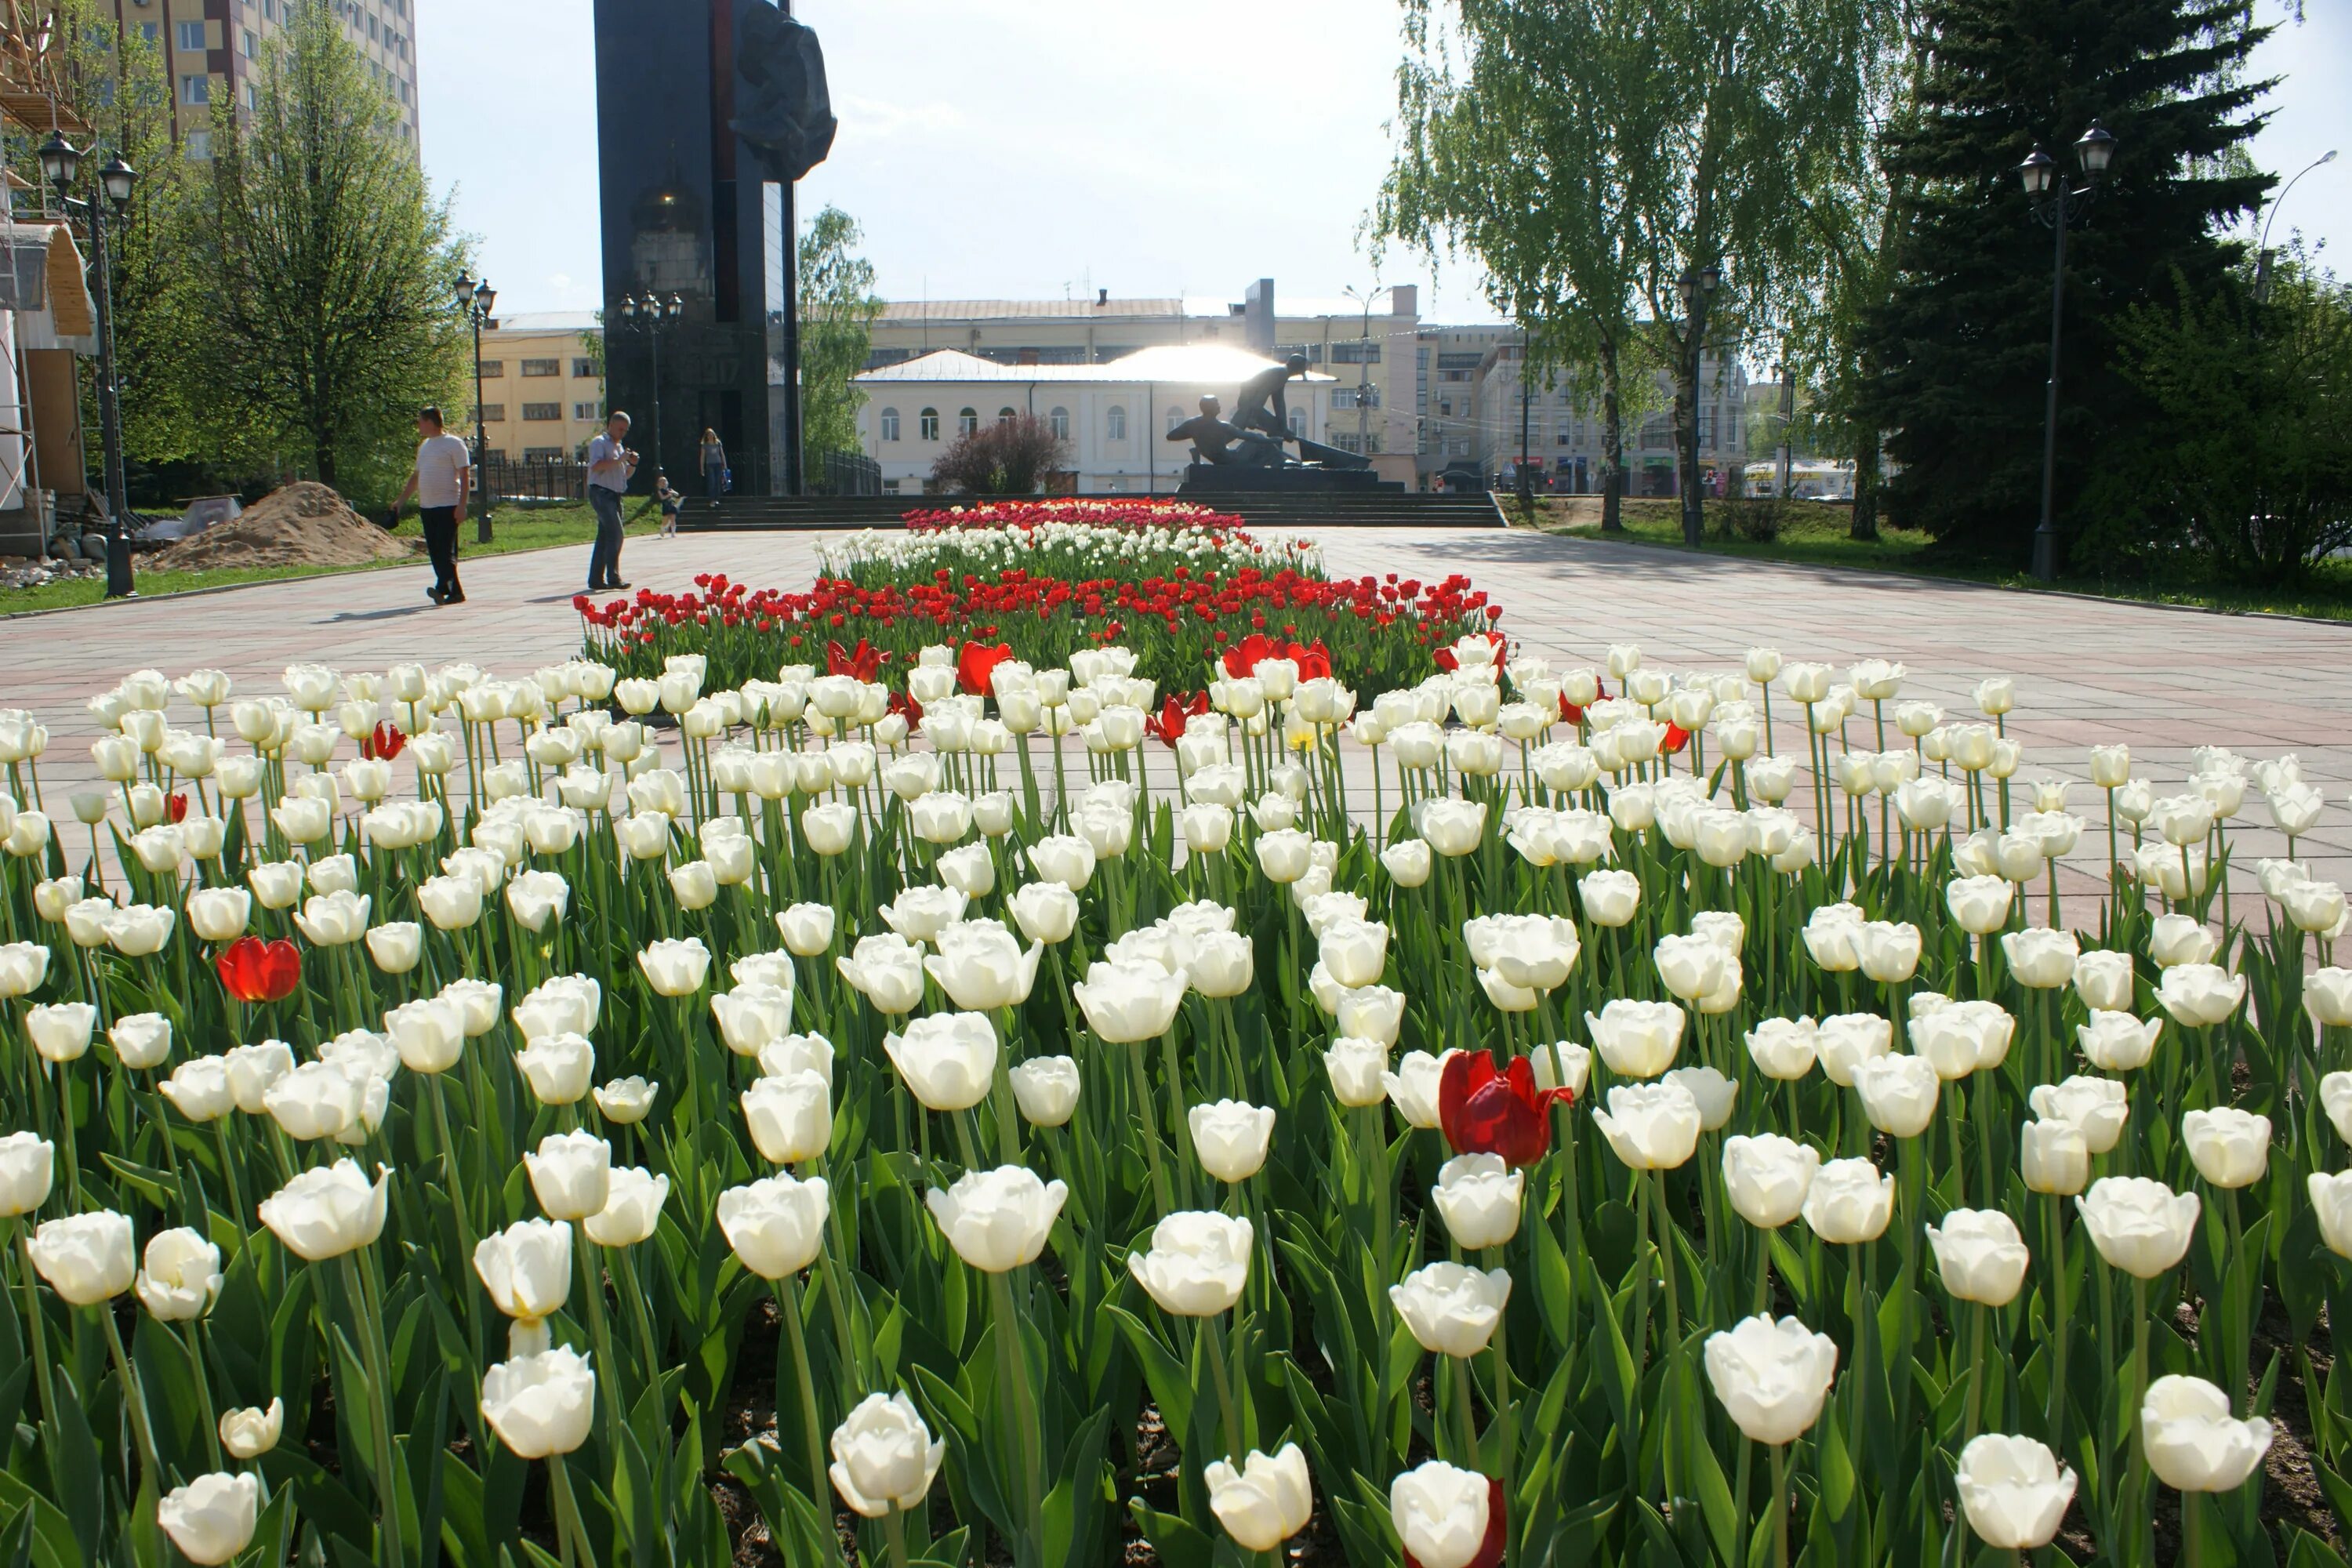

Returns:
584,410,637,593
391,406,472,605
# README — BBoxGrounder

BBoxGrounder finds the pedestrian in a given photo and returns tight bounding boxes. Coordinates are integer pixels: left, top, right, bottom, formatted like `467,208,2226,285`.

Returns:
585,410,637,593
656,471,682,539
390,405,472,606
699,427,728,500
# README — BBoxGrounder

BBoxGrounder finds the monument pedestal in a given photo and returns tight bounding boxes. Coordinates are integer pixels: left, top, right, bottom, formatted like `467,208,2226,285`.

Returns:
1177,463,1406,498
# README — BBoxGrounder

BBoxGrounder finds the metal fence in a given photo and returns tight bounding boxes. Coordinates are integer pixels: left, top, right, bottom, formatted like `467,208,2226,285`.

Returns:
815,451,882,497
480,455,589,505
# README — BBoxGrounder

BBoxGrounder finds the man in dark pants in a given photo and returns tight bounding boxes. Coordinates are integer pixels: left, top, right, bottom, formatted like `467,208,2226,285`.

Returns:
584,410,637,593
391,406,472,604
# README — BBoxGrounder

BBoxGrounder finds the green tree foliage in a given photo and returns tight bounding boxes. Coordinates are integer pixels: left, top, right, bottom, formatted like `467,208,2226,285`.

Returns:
929,414,1065,496
160,3,467,502
47,0,195,488
1860,0,2272,563
797,204,880,472
2087,252,2352,584
1382,0,1668,531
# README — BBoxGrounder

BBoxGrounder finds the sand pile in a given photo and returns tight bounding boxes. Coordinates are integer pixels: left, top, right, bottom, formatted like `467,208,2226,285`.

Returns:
153,482,420,572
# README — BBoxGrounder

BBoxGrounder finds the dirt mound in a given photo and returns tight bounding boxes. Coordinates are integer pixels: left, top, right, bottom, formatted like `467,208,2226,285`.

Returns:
152,482,420,572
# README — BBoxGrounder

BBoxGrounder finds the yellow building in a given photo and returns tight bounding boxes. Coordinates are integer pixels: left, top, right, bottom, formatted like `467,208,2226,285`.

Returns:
107,0,422,157
467,312,605,463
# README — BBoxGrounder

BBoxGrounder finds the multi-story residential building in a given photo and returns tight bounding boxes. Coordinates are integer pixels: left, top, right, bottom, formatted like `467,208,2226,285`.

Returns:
466,312,605,463
109,0,421,158
1423,328,1750,495
864,281,1421,488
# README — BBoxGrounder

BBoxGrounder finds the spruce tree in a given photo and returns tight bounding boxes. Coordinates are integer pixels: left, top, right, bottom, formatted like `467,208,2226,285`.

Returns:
1860,0,2270,564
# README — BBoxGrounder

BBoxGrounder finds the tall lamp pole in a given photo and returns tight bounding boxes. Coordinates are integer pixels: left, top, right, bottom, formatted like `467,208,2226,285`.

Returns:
1341,283,1391,464
1773,355,1795,499
2018,121,2116,583
453,271,496,542
1675,263,1722,546
617,293,682,496
2256,148,2336,303
40,132,136,599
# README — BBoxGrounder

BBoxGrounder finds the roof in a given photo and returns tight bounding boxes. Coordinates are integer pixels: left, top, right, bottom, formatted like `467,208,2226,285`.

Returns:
489,311,601,333
854,345,1338,387
877,299,1189,323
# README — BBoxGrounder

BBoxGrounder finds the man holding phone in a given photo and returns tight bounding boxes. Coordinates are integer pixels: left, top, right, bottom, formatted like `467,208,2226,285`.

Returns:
584,410,637,593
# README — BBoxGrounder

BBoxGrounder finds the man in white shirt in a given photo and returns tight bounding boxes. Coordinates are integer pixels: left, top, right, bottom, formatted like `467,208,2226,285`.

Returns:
583,411,637,593
392,407,473,605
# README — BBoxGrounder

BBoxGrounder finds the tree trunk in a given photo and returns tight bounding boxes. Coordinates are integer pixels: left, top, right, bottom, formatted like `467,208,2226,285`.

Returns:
1849,435,1880,541
1599,337,1624,533
1675,342,1703,546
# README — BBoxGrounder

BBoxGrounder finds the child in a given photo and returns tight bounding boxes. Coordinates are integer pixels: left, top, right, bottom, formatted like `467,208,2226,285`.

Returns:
655,472,682,539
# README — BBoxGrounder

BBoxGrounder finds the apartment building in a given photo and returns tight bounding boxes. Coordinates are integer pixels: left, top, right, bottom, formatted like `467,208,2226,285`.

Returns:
865,280,1421,488
1421,326,1751,495
110,0,421,157
467,312,605,462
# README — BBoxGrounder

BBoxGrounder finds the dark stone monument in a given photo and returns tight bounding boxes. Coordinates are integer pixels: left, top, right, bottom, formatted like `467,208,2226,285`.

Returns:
592,0,834,499
1169,355,1403,496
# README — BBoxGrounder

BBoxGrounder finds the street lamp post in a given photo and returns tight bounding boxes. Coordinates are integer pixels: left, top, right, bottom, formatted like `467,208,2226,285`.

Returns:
1772,356,1795,500
1675,263,1722,546
39,132,136,599
615,293,682,501
453,271,497,542
2018,121,2116,583
2256,148,2336,303
1341,283,1391,466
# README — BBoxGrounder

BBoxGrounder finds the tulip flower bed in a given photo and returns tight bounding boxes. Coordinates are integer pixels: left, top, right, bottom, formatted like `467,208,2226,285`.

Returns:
3,635,2351,1568
577,500,1501,701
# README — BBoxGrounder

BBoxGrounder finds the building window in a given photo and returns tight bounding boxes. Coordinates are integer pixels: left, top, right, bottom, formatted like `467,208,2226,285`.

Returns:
183,131,212,160
996,407,1017,426
522,403,562,422
241,29,257,57
1288,408,1305,437
180,74,210,105
475,405,506,424
520,358,561,377
880,408,901,441
1105,405,1126,441
524,447,565,461
1166,406,1184,432
1334,385,1381,410
956,408,978,437
176,20,207,51
479,361,504,378
261,0,275,17
572,402,600,421
243,83,256,111
572,358,596,379
1330,340,1381,365
1446,437,1469,458
1047,407,1069,441
140,22,158,44
919,408,939,441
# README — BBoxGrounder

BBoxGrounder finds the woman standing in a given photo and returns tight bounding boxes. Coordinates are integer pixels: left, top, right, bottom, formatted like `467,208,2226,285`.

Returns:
699,429,728,500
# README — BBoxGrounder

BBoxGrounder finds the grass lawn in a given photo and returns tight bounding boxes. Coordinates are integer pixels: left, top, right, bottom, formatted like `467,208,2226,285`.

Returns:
1511,493,2352,623
0,500,664,617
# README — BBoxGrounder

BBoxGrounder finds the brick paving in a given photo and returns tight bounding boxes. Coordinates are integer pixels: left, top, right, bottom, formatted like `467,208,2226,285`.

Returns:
1,523,2345,911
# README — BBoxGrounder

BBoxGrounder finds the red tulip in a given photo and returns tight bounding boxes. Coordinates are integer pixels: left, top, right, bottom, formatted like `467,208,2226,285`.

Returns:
1147,691,1210,748
826,638,881,681
956,640,1014,697
361,720,407,761
1663,723,1691,754
1403,1477,1508,1568
887,688,924,735
1438,1050,1573,1167
166,792,189,824
1221,630,1277,678
1434,630,1506,675
216,936,301,1004
1559,677,1610,727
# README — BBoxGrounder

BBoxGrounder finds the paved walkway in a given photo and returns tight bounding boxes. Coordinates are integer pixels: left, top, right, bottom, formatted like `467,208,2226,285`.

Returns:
1,524,2344,902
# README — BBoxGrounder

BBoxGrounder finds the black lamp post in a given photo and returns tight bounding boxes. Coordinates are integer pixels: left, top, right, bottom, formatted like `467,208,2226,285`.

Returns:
615,292,682,496
41,132,136,598
2019,120,2116,583
1675,262,1722,546
453,271,497,542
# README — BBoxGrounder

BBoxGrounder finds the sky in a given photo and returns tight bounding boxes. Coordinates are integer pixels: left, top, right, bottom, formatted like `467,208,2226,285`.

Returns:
418,0,2352,324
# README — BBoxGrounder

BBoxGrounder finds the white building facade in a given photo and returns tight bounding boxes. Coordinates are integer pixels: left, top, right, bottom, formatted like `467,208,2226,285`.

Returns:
853,345,1337,496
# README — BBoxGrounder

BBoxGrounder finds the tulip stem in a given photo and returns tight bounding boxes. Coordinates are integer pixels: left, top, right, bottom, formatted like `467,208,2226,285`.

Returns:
2129,1276,2151,1566
1204,1311,1246,1461
1962,1300,1987,1449
548,1453,598,1568
1653,1170,1684,1499
884,1506,912,1568
1769,1439,1790,1568
10,1226,56,1438
576,1228,628,1443
2045,1192,2067,1460
986,1270,1045,1561
345,1253,407,1568
1124,1041,1174,1214
775,1276,840,1566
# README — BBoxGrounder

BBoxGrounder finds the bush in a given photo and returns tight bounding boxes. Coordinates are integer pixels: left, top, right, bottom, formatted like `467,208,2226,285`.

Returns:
928,415,1069,496
1713,496,1788,543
